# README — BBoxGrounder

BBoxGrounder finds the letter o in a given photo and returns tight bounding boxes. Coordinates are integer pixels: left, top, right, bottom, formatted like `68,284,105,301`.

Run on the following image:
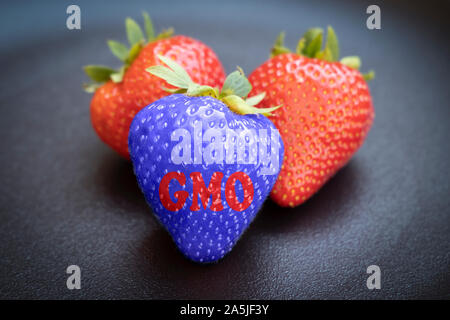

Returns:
225,172,254,211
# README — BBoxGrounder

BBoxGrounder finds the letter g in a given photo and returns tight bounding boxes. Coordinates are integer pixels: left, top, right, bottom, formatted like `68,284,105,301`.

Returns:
159,172,189,211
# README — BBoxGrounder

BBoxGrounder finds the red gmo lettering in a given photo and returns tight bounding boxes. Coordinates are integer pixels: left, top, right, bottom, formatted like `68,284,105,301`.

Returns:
158,171,254,212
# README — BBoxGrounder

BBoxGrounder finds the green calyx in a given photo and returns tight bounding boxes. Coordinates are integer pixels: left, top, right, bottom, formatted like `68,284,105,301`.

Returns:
83,12,174,92
271,26,375,81
147,55,281,116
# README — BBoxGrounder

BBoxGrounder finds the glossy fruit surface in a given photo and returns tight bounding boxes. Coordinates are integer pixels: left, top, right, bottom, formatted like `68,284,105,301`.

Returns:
248,28,374,207
90,36,225,158
84,14,225,158
129,94,284,262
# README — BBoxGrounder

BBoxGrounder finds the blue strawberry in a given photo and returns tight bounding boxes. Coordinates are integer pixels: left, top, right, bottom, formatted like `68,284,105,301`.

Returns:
128,56,284,263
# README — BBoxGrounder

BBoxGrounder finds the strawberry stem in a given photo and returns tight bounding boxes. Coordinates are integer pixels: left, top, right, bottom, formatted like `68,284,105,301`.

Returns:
340,56,361,70
83,12,174,92
147,55,281,116
271,32,291,58
270,26,374,81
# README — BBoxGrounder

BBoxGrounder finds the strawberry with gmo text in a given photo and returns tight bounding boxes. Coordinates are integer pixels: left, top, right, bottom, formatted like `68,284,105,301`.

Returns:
248,27,375,207
84,13,225,158
128,56,284,263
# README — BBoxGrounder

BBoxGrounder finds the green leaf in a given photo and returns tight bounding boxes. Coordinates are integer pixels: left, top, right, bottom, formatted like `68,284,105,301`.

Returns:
295,38,305,55
304,32,323,58
110,66,126,83
82,83,101,93
222,95,253,114
315,46,333,61
125,17,144,46
83,65,116,82
146,65,190,89
236,66,245,76
257,104,282,116
162,86,187,94
325,26,339,61
155,28,175,40
302,27,323,55
126,42,142,64
340,56,361,69
245,92,266,106
271,32,291,57
144,54,280,116
107,40,129,62
222,95,281,116
157,55,193,84
187,84,218,97
274,31,285,47
146,55,194,89
363,70,375,81
142,12,154,42
271,45,291,57
221,70,252,98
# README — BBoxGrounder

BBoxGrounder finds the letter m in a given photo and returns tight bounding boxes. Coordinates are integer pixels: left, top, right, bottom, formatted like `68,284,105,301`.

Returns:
190,172,224,211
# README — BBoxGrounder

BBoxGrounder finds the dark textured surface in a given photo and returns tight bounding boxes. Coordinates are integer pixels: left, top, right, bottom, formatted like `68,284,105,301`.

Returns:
0,0,449,299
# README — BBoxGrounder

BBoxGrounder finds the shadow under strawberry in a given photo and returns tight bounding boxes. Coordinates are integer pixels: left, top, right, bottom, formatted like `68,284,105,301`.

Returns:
127,162,365,299
251,160,366,235
91,151,150,217
133,228,266,299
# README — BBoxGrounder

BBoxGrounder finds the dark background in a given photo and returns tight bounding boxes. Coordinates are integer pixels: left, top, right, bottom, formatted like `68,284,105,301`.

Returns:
0,0,449,299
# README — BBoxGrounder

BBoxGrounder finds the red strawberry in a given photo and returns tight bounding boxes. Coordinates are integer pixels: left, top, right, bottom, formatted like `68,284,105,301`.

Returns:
83,13,225,158
248,27,375,207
